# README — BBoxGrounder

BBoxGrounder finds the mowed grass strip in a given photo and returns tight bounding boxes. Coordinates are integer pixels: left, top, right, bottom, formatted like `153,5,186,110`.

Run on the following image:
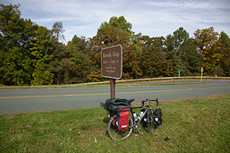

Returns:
0,94,229,152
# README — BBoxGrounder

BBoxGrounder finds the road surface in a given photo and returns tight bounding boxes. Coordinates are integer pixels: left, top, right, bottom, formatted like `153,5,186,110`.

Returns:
0,80,230,114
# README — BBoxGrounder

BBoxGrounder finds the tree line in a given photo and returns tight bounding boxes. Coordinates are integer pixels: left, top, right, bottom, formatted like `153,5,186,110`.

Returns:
1,4,230,86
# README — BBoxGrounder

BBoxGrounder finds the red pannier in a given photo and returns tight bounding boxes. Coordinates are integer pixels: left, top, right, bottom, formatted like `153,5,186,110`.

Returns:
116,108,130,130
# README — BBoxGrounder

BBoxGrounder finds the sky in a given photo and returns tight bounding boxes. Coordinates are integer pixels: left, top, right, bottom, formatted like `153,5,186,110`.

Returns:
2,0,230,43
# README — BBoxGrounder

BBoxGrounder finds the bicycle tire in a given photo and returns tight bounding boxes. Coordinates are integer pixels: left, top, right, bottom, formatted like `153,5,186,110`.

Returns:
147,109,157,134
107,114,133,140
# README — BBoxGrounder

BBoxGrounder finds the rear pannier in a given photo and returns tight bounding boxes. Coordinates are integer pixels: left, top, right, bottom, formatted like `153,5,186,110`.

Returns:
116,108,130,130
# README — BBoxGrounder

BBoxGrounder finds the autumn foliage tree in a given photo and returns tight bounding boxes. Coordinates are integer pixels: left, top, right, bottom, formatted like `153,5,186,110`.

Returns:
1,4,230,86
194,27,219,74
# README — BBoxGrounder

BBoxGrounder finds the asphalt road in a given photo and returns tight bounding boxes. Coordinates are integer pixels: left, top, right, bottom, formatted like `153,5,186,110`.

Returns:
0,80,230,114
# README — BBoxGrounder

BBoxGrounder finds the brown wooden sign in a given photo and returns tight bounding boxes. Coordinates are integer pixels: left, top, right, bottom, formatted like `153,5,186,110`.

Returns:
101,45,122,79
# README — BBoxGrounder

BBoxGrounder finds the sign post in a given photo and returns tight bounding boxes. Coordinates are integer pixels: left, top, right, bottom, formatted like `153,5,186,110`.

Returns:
110,79,116,98
178,70,181,77
201,67,203,83
101,45,122,99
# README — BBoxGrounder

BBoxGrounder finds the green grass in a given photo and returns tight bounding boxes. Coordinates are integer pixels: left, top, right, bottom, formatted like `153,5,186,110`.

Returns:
1,94,230,152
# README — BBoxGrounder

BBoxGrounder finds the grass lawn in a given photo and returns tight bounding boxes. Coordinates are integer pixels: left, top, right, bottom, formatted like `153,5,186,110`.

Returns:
0,94,229,152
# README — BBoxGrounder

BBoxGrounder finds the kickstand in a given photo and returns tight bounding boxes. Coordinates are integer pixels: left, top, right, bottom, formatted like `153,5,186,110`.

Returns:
133,123,143,136
138,130,143,136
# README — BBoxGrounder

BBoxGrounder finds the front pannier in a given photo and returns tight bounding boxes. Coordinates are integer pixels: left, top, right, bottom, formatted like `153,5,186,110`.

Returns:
154,108,162,126
116,108,130,130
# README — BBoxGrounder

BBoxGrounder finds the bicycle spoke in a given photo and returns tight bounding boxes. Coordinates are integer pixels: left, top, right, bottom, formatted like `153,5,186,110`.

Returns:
107,115,133,140
147,109,157,134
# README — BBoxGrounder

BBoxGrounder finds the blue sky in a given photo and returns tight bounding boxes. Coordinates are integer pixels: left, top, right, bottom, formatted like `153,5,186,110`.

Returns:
2,0,230,43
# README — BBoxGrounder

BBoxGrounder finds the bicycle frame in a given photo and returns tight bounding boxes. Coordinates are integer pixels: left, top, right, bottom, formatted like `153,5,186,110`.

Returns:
130,106,149,124
129,99,158,134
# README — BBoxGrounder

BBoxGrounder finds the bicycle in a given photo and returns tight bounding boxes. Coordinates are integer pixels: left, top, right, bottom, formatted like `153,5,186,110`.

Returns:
104,98,161,140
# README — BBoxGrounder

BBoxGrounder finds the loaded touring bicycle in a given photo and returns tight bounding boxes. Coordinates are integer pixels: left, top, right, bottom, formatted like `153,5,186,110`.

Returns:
101,98,162,140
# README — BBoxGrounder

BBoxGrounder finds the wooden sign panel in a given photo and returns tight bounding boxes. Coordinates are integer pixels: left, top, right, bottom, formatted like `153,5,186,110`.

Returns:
101,45,122,79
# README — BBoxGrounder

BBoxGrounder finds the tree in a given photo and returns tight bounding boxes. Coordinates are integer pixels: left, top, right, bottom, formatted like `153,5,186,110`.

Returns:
29,26,54,85
0,4,68,85
48,22,69,84
89,16,143,80
139,35,170,77
101,16,133,40
164,27,204,76
140,45,169,77
0,4,36,85
65,35,92,83
101,16,142,54
48,41,69,84
180,38,204,75
89,25,129,81
68,35,87,53
52,21,65,42
89,24,129,68
214,32,230,76
194,27,219,74
123,44,143,79
165,27,190,76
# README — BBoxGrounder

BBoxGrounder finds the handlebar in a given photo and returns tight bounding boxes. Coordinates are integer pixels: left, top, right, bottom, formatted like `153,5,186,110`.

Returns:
142,98,159,106
130,98,159,109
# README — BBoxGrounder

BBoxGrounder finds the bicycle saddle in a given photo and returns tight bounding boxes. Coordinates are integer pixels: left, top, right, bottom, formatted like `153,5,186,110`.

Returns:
127,99,135,103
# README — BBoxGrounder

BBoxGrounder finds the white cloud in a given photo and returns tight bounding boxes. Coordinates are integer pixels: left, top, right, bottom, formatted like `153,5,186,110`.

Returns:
2,0,230,42
146,0,211,9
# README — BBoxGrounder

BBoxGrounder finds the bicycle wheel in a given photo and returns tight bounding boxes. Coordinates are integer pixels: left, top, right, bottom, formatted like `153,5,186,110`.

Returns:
107,114,133,140
147,109,157,134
